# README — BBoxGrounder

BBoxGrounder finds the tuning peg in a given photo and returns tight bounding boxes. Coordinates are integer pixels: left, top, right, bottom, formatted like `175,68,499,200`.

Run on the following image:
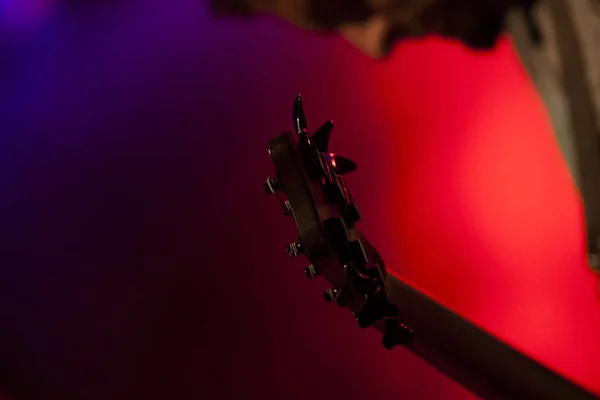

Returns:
342,203,362,226
356,293,398,328
282,200,293,216
324,287,352,307
264,176,280,194
286,242,303,258
348,240,368,268
293,94,308,133
382,319,414,349
305,264,319,278
328,153,357,175
313,120,333,152
324,288,340,303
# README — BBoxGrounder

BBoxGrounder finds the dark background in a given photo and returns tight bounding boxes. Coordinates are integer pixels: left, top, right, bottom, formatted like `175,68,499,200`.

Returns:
0,1,599,399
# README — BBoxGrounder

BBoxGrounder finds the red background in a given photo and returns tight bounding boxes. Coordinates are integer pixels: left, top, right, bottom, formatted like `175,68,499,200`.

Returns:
0,1,599,398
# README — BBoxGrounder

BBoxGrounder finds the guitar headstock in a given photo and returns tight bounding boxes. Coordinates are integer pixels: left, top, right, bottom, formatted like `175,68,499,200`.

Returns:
264,95,414,349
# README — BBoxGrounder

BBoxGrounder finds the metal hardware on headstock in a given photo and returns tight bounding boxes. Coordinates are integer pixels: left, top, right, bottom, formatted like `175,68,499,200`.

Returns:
286,242,303,258
264,95,414,349
263,176,280,194
304,264,319,278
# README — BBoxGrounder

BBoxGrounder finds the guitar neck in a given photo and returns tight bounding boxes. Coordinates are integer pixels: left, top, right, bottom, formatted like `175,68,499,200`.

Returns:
381,273,597,399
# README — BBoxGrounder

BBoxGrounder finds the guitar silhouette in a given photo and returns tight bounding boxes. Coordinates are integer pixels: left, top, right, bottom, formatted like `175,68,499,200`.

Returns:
264,95,598,399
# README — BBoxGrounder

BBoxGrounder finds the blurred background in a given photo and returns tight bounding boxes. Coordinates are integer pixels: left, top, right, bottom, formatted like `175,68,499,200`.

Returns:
0,0,599,399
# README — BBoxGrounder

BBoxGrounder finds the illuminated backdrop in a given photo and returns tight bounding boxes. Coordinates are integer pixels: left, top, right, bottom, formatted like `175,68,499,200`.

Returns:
0,0,598,399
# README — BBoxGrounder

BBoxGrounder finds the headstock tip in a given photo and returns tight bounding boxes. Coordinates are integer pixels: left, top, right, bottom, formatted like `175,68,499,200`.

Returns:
293,94,308,133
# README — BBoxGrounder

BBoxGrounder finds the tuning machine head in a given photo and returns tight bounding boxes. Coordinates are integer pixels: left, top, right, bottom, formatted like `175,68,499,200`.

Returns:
287,242,303,258
305,264,319,278
324,288,339,303
356,292,398,328
263,176,280,194
327,153,357,176
382,319,415,349
324,287,352,307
